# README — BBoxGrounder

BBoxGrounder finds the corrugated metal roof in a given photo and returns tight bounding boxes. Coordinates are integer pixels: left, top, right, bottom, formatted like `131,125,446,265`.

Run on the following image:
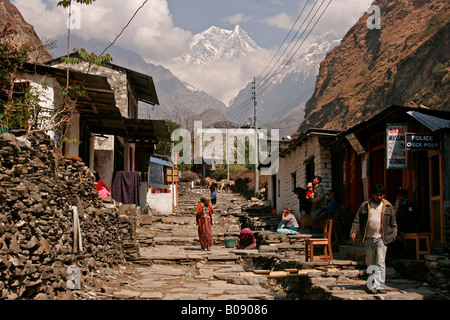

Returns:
407,111,450,132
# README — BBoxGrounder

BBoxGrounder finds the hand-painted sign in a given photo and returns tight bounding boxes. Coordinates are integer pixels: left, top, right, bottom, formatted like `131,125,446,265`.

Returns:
405,133,440,150
386,124,408,169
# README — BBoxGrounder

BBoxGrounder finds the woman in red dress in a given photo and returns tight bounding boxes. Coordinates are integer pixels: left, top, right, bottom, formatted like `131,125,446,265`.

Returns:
196,195,214,251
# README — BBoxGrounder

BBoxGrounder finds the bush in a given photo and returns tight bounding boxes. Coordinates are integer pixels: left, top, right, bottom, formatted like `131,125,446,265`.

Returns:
211,164,248,180
433,63,447,81
180,170,200,182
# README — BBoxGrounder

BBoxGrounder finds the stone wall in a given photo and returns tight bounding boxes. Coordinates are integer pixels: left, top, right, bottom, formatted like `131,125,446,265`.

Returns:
0,131,129,300
425,255,450,290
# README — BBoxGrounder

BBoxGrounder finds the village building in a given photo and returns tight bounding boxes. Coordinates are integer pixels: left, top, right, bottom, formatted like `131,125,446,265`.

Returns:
13,59,171,208
44,56,171,193
266,128,340,221
335,105,450,251
268,105,450,252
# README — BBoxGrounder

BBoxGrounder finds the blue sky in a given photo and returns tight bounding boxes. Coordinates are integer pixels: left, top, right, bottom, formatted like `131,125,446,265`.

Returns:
166,0,305,49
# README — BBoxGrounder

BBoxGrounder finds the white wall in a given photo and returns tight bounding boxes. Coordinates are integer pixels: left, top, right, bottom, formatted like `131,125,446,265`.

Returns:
271,135,333,220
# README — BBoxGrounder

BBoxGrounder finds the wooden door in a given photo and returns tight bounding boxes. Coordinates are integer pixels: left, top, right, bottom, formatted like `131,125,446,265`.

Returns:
428,151,443,243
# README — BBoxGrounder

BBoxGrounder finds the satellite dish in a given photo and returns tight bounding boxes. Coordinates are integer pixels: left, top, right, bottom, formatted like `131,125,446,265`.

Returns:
245,117,253,126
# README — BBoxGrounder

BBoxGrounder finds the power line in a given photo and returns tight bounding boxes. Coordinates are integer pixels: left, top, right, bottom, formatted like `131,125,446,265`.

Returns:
203,86,254,127
201,0,334,129
256,0,320,87
99,0,149,57
256,0,311,81
258,0,332,96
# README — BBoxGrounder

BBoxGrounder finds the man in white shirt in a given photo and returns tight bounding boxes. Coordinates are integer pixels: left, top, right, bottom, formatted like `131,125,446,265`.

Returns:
350,184,398,294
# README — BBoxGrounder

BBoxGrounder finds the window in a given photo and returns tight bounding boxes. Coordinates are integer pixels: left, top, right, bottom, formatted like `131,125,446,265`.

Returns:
291,172,297,191
278,179,281,198
305,157,315,186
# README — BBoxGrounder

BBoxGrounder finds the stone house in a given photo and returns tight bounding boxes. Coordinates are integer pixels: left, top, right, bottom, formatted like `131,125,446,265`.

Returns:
266,128,339,221
44,56,171,190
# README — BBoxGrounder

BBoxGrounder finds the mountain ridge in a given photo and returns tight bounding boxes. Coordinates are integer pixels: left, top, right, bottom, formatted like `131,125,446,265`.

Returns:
297,0,449,134
0,0,52,62
176,25,261,65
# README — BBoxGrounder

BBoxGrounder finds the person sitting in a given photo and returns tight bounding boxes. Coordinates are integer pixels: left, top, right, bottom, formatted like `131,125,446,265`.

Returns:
277,208,300,234
238,228,257,249
95,173,110,198
317,190,340,231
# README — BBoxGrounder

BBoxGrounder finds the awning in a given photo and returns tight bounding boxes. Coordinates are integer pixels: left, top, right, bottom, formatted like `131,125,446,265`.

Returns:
407,111,450,132
45,55,160,106
123,118,171,143
21,63,169,144
87,117,171,144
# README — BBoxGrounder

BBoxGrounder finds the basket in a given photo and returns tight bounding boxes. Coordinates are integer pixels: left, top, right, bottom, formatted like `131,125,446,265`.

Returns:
224,238,235,248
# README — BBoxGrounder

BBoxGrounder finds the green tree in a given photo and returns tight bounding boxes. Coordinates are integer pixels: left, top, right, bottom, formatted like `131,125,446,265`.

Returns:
0,41,29,129
154,119,181,156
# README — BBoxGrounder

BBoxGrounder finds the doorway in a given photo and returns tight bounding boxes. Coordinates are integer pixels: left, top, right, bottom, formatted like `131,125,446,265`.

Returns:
429,151,443,243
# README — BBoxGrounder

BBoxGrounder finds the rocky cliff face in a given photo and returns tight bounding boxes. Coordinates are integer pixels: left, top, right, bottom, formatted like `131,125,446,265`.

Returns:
0,0,52,62
298,0,449,133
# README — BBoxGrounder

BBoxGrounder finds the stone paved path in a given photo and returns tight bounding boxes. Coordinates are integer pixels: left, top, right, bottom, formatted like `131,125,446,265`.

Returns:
72,182,445,301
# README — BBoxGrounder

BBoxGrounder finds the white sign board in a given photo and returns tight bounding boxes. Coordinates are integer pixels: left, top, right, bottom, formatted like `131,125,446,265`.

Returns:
386,123,408,170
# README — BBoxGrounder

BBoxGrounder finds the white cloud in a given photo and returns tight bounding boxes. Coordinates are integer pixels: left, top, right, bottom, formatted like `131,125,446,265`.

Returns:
12,0,192,64
225,13,251,25
314,0,374,35
261,0,373,36
166,50,273,105
261,12,294,30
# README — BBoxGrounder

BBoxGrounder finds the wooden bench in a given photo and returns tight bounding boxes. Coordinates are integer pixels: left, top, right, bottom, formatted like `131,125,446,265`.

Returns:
398,232,431,260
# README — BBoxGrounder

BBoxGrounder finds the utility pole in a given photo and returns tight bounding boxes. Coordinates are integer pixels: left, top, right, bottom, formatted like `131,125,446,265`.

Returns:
226,122,230,181
253,78,259,196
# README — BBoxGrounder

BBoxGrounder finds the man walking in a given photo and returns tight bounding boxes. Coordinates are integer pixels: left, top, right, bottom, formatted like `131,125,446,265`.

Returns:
350,184,397,293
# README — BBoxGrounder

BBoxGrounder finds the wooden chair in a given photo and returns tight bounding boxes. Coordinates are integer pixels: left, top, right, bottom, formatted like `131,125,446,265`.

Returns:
398,232,431,260
305,219,333,262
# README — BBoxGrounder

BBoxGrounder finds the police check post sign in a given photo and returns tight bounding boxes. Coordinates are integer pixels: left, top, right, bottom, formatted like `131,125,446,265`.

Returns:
406,133,440,151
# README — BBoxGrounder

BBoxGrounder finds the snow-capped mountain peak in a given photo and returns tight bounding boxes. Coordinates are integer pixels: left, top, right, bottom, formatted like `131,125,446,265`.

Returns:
176,25,261,65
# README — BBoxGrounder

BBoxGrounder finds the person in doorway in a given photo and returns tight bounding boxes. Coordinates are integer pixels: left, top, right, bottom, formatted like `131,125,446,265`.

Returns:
390,189,418,258
350,184,397,294
309,176,328,232
333,204,353,243
394,189,418,234
196,195,214,251
95,173,110,198
294,187,311,229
